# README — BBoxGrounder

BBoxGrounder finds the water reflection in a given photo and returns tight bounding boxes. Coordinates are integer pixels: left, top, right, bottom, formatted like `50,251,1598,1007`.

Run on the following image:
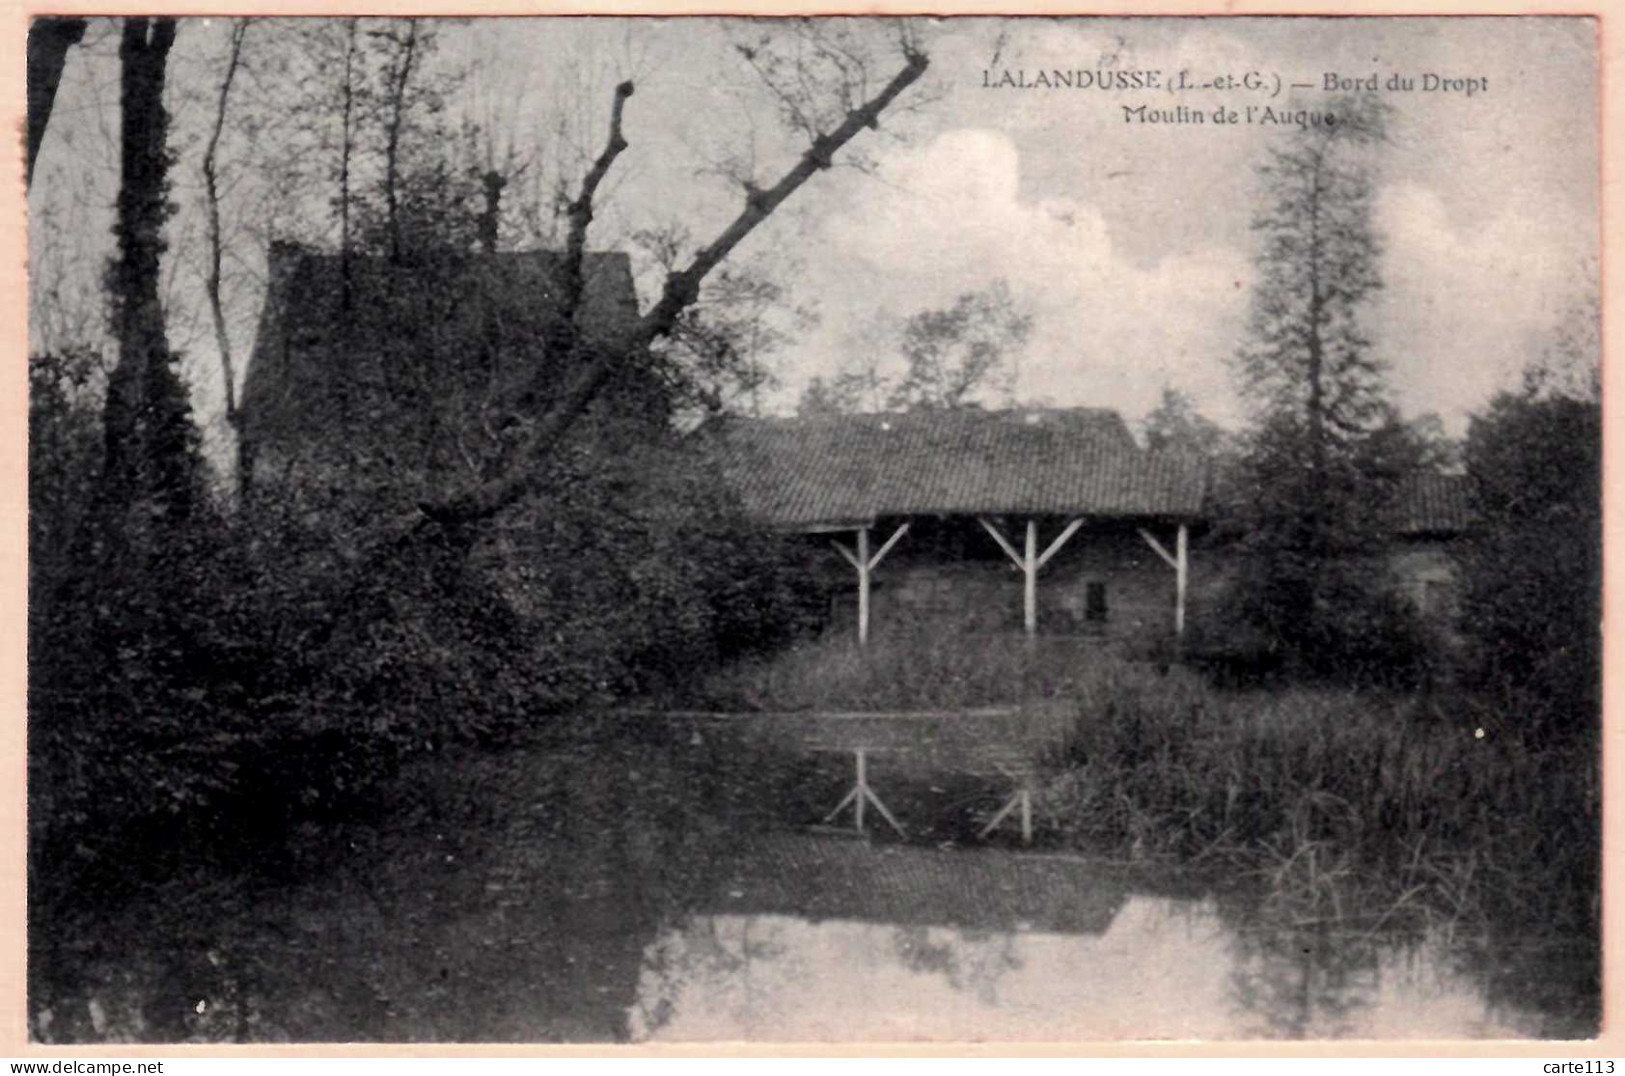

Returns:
628,835,1559,1041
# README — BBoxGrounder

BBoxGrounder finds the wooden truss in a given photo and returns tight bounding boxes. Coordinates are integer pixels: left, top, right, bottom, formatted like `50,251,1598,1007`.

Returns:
1136,524,1190,640
977,517,1085,636
830,522,910,645
827,516,1191,644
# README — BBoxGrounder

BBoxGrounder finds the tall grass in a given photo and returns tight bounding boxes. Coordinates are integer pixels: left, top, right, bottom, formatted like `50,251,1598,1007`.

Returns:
1040,675,1597,940
680,629,1162,710
695,629,1598,951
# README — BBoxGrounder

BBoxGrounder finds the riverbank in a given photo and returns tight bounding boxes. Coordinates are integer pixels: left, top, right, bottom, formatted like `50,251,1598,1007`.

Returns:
27,722,797,1043
28,641,1599,1041
682,632,1601,1029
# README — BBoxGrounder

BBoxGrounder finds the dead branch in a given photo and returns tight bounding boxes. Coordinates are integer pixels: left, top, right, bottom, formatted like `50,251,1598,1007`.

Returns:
642,47,927,338
558,80,634,338
421,46,929,526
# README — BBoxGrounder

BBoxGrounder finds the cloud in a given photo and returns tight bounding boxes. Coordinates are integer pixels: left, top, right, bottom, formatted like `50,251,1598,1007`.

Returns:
789,128,1252,425
1374,182,1590,429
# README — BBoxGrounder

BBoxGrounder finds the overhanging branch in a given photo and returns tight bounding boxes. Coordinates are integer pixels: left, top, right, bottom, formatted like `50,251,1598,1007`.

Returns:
640,48,929,339
421,48,930,527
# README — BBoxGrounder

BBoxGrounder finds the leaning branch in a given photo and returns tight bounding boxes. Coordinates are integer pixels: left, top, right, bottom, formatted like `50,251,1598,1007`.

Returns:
640,48,928,339
558,80,634,334
421,48,929,526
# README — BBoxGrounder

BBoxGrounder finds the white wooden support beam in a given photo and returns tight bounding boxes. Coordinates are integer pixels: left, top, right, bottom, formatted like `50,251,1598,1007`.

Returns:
1035,518,1084,571
982,516,1083,638
978,516,1025,570
831,523,910,647
1176,523,1188,642
867,522,910,572
1137,525,1190,642
829,537,862,572
857,526,870,645
1024,519,1038,637
1137,527,1179,570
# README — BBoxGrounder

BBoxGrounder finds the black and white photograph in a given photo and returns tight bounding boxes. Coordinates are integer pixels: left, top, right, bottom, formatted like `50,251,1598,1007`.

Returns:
20,12,1603,1045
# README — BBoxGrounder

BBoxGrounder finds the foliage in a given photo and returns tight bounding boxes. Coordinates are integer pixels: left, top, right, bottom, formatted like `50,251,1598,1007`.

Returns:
686,629,1170,711
1035,665,1598,955
635,228,819,419
1457,382,1600,745
1140,386,1229,457
888,278,1032,410
1222,98,1421,680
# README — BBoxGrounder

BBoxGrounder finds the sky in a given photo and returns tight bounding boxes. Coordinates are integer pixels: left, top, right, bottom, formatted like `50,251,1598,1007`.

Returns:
27,16,1599,446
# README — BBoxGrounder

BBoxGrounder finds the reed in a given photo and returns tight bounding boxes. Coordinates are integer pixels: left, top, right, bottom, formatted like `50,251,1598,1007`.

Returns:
699,630,1598,945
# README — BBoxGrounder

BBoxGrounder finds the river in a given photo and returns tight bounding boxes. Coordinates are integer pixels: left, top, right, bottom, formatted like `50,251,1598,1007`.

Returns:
627,833,1592,1041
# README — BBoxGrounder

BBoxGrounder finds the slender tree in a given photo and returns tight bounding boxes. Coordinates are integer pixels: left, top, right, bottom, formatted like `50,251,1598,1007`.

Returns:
202,19,253,501
1228,99,1407,676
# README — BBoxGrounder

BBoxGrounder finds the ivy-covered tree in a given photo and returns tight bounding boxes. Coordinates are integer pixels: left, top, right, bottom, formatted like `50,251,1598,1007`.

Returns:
102,16,206,523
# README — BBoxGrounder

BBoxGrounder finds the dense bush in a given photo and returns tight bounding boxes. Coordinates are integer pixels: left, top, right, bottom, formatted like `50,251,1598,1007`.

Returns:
1458,388,1600,746
27,351,829,918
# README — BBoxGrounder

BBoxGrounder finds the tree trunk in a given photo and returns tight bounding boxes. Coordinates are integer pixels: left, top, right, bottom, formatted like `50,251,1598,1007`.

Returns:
339,18,358,312
203,20,252,503
1303,151,1328,557
104,16,188,516
383,19,419,263
25,17,87,188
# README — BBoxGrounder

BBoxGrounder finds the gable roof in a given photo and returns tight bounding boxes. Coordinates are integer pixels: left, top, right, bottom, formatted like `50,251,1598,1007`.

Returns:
706,408,1207,529
1394,472,1473,537
241,244,639,452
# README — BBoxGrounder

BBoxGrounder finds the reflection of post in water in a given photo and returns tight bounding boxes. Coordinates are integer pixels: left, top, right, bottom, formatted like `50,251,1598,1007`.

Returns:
1224,919,1379,1039
890,926,1023,1006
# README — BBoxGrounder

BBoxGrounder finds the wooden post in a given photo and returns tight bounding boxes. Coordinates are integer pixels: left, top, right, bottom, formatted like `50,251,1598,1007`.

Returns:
1137,524,1190,645
831,522,908,648
857,526,871,646
1024,519,1038,637
1175,523,1188,642
855,747,867,831
980,516,1081,640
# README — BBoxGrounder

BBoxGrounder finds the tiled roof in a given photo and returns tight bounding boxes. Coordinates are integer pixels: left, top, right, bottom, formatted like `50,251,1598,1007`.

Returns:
1394,472,1474,536
705,408,1207,528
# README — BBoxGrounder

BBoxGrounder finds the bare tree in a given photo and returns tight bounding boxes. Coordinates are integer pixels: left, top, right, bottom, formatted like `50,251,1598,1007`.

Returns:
422,32,930,525
339,18,360,309
202,19,252,499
